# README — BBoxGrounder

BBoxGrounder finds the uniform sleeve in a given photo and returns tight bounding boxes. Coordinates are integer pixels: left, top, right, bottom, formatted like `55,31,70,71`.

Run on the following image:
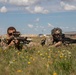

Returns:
0,35,8,50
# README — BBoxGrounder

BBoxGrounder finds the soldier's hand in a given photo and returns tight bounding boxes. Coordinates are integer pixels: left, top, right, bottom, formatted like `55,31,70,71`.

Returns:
8,40,15,46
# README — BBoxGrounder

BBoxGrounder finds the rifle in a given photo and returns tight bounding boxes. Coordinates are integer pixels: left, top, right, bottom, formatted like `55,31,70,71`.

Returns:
52,33,76,45
7,31,32,50
63,37,76,45
62,34,76,45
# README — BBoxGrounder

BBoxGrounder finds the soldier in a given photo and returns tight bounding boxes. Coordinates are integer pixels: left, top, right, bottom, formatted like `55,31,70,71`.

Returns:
1,26,19,50
51,27,63,47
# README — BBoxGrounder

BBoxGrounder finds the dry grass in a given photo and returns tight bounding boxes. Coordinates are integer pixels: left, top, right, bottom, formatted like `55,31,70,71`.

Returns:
0,37,76,75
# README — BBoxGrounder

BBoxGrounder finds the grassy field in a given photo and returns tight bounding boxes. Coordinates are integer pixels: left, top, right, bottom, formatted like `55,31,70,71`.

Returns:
0,37,76,75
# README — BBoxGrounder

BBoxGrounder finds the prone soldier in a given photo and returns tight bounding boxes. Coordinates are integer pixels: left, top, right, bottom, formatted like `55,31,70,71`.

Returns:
0,27,26,50
0,26,19,49
51,27,76,47
1,26,33,50
51,27,63,47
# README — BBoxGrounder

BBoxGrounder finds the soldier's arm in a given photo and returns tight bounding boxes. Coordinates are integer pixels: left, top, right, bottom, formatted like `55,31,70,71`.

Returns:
1,35,14,49
50,41,62,47
54,41,62,47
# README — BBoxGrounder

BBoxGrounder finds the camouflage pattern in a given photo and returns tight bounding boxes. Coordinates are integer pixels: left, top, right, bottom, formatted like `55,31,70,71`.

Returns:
0,35,8,50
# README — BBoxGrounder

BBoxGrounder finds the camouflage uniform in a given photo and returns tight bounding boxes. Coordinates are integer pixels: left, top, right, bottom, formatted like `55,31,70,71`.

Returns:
0,35,8,50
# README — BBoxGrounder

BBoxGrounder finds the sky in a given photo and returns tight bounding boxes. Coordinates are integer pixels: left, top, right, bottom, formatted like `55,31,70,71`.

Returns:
0,0,76,35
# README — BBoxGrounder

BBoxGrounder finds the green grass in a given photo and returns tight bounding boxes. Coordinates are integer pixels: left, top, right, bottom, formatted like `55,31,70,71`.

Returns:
0,38,76,75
